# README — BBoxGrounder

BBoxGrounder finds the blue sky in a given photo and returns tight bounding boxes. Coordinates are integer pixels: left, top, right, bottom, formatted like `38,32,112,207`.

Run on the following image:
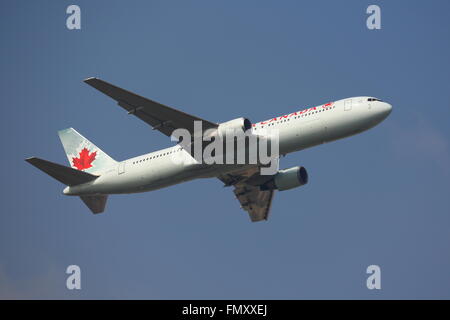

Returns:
1,0,450,299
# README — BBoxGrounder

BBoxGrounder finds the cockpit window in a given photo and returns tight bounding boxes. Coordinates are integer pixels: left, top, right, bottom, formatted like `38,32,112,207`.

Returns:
368,98,383,102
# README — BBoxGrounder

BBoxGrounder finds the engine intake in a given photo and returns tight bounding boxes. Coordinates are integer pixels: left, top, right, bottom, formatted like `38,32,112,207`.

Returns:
261,166,308,191
217,117,252,138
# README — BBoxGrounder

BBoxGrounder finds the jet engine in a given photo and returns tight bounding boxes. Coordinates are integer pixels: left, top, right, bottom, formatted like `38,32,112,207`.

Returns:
217,117,252,137
261,166,308,191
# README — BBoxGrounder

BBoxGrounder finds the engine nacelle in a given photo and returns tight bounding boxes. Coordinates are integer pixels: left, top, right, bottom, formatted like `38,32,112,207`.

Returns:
217,117,252,138
261,166,308,191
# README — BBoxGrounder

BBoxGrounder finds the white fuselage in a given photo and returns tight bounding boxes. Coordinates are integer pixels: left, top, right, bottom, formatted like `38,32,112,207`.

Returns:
64,97,392,196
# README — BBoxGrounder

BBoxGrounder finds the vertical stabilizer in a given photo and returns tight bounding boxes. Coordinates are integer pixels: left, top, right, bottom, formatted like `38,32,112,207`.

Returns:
58,128,117,175
80,195,108,214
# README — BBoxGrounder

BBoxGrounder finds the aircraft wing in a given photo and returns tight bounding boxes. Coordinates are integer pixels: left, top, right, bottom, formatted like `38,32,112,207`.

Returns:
218,167,275,222
84,78,218,137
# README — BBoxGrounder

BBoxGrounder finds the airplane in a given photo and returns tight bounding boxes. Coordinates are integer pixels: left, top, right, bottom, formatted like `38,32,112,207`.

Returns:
26,78,392,222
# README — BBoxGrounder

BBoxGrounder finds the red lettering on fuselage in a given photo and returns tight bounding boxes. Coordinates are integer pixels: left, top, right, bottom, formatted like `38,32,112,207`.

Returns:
254,102,334,126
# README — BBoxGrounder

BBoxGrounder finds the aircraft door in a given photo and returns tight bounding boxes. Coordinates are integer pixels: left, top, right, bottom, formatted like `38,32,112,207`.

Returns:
344,99,352,111
118,162,125,175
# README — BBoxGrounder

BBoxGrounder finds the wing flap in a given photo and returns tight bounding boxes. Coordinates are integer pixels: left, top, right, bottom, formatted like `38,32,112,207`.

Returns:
218,167,275,222
234,185,274,222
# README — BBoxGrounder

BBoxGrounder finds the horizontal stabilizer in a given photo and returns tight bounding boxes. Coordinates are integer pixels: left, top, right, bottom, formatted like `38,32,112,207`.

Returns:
80,195,108,214
25,157,98,186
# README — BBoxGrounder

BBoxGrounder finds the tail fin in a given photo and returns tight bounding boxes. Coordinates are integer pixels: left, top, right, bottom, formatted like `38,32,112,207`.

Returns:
80,195,108,214
25,157,98,186
58,128,117,175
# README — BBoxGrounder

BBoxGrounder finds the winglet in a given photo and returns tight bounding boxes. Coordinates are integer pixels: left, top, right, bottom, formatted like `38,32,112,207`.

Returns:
83,76,98,83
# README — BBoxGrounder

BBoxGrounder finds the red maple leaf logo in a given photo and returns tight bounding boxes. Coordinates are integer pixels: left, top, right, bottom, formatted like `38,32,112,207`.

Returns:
72,148,97,170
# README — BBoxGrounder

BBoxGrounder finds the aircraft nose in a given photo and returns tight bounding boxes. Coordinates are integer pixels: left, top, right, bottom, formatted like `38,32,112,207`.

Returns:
378,102,392,119
382,102,392,115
